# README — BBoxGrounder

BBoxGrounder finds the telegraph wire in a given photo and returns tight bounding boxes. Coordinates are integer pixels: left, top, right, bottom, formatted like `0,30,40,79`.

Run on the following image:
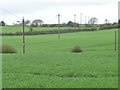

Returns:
2,9,21,19
0,9,22,24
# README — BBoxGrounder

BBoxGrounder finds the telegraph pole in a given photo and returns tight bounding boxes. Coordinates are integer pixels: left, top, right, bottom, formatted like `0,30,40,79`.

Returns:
74,14,76,28
85,16,87,28
80,13,82,24
80,13,82,28
74,14,76,23
85,16,87,24
22,17,25,54
57,14,61,39
115,30,117,51
88,17,90,24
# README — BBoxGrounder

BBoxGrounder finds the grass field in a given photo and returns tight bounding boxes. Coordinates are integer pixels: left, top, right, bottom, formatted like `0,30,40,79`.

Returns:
2,28,118,88
1,26,76,33
1,26,98,33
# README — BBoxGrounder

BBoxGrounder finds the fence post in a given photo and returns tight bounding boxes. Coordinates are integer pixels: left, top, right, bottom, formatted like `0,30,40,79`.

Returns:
115,30,117,51
22,17,25,54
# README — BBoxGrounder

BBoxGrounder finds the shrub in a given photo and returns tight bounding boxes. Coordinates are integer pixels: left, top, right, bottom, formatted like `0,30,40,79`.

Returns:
71,45,82,53
0,44,16,53
99,24,118,30
29,27,33,32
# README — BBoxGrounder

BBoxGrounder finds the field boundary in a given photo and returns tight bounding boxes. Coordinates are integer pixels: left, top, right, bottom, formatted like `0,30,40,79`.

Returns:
0,28,110,36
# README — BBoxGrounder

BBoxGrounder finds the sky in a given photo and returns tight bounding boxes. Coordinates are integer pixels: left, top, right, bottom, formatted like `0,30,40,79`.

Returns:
0,0,119,25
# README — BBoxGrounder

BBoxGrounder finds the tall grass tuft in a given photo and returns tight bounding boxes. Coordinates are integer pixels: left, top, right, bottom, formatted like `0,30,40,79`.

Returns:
71,45,82,53
0,44,16,53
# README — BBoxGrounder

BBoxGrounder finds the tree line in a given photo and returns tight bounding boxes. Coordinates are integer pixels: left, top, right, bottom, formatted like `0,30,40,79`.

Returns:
0,18,119,27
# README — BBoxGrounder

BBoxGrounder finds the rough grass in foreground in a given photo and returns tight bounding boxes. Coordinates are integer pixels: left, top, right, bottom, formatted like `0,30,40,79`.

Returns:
71,45,82,53
0,44,16,53
2,29,118,88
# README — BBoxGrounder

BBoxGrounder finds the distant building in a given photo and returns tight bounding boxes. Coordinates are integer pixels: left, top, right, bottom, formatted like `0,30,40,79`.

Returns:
31,19,43,27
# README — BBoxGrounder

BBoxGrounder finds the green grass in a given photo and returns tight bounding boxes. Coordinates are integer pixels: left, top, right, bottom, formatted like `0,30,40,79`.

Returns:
1,26,97,33
2,29,118,88
33,27,74,32
1,26,75,33
1,26,26,33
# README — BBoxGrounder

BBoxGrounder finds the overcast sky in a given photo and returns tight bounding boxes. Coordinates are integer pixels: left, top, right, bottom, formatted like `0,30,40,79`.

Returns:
0,0,119,25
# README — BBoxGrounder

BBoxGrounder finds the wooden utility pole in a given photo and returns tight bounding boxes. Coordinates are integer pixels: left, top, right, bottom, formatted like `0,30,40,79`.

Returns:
22,17,25,54
85,16,87,24
74,14,76,23
79,13,82,28
80,13,82,25
88,17,90,24
57,14,61,39
74,14,77,28
115,30,117,51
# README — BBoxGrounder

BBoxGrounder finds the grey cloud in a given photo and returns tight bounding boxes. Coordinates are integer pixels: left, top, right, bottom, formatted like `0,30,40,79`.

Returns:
1,0,118,15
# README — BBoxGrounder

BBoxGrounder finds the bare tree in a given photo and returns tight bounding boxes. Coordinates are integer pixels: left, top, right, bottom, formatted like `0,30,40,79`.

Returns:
104,19,109,24
25,20,31,25
88,18,98,24
0,21,5,26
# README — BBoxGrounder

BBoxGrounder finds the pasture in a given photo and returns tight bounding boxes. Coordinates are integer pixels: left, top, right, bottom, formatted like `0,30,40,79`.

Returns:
2,28,118,88
1,26,75,33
